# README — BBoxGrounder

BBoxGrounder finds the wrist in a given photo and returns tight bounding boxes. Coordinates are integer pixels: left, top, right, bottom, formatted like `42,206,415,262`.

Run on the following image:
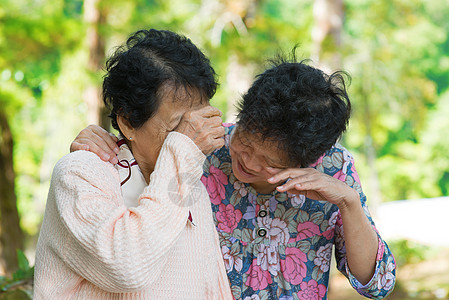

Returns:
338,188,361,212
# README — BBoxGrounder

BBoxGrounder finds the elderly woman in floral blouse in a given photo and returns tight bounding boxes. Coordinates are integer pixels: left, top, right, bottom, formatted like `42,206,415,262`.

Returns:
73,55,396,299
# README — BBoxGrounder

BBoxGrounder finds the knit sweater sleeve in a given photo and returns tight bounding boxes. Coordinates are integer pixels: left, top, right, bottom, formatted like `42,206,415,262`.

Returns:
50,132,205,292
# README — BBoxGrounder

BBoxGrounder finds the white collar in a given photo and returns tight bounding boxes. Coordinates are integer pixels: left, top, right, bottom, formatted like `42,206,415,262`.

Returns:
114,136,147,208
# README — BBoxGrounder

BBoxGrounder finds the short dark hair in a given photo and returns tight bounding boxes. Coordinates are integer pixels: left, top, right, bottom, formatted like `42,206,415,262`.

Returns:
236,55,351,167
103,29,218,133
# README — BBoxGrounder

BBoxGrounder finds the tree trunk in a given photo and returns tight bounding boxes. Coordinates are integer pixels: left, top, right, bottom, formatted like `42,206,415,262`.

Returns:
360,68,382,216
84,0,109,129
0,110,24,275
225,56,254,123
311,0,344,71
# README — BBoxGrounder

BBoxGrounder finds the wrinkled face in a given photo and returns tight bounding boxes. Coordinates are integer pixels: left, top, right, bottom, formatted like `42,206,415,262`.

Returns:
129,86,206,181
229,126,291,193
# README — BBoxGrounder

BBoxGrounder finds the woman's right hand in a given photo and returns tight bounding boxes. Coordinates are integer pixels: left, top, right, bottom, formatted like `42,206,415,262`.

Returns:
70,125,119,164
175,106,225,155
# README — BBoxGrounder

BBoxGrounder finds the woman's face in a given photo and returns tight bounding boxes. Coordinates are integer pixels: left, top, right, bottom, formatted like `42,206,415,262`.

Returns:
229,126,291,193
129,87,205,182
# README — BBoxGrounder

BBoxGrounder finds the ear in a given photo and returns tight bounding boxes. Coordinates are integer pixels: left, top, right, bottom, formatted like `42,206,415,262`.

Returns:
117,115,134,140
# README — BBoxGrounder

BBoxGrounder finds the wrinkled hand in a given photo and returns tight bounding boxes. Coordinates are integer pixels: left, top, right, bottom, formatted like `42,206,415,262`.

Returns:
267,167,359,208
175,106,225,155
70,125,119,164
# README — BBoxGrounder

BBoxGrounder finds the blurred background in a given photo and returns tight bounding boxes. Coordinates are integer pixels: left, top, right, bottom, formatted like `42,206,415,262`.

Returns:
0,0,448,299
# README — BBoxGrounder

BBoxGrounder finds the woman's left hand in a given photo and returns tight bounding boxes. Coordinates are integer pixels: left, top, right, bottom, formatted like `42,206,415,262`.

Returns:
267,167,359,208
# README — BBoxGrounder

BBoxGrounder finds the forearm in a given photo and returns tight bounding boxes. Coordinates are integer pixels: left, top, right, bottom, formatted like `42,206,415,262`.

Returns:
56,133,205,291
339,190,378,285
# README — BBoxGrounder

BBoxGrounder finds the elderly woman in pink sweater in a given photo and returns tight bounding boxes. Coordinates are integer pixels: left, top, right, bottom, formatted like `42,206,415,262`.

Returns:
34,29,233,299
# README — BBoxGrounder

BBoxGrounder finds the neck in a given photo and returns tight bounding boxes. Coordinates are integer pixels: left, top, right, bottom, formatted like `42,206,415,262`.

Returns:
139,165,153,184
126,141,155,184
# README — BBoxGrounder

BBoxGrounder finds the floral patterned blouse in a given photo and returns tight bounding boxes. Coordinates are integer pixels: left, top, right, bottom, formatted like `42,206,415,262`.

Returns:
201,124,396,300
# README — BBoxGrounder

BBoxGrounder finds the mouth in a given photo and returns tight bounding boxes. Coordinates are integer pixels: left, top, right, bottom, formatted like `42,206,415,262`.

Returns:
237,159,256,178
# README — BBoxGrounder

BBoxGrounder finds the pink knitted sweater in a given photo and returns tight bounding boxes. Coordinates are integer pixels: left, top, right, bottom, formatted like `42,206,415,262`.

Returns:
34,132,232,299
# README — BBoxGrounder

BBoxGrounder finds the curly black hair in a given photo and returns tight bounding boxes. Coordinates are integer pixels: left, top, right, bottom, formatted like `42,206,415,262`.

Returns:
103,29,218,133
236,55,351,168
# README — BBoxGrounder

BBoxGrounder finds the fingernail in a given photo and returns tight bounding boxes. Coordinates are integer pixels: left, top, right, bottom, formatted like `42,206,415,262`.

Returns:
268,177,275,183
111,156,119,165
114,147,120,154
277,186,285,191
102,154,110,161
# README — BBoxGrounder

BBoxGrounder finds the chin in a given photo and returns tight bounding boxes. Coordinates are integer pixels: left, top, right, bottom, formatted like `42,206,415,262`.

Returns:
234,173,251,183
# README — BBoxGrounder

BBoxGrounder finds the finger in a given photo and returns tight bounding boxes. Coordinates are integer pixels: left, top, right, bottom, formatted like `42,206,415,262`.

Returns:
87,125,120,154
197,106,222,118
70,141,90,152
82,141,114,162
267,168,304,184
88,131,120,157
212,137,225,150
208,137,225,154
207,125,226,139
109,157,119,165
204,116,224,127
276,176,307,192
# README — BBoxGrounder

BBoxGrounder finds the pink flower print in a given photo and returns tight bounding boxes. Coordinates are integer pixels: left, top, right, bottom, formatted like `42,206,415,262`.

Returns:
322,228,335,240
297,279,327,300
257,244,280,276
248,192,257,205
333,170,346,182
258,217,290,246
289,192,305,207
341,148,353,174
376,237,385,261
234,180,248,197
280,247,307,285
201,165,228,205
243,296,260,300
349,165,361,185
377,261,395,291
222,245,243,273
243,295,260,300
313,243,333,272
296,221,321,241
245,259,273,291
216,204,242,233
328,211,339,227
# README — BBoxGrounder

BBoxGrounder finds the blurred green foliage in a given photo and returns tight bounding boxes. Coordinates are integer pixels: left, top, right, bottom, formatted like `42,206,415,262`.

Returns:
0,250,33,299
387,239,430,268
0,0,448,245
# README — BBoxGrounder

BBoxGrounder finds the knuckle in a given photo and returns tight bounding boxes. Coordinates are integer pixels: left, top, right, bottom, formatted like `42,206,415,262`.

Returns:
86,124,97,131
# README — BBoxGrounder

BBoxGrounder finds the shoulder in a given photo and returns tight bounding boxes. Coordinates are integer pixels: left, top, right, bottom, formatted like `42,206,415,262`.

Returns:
327,143,354,161
53,150,119,185
55,150,110,171
312,143,355,175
